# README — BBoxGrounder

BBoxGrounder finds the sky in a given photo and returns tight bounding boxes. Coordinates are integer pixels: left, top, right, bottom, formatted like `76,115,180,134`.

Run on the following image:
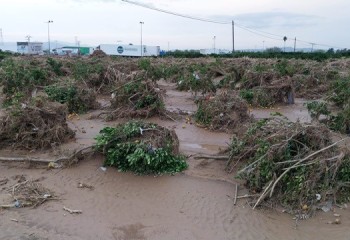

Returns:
0,0,349,51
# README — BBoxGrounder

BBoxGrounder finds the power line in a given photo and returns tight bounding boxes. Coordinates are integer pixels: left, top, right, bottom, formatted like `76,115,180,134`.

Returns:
235,24,282,41
121,0,228,24
121,0,344,49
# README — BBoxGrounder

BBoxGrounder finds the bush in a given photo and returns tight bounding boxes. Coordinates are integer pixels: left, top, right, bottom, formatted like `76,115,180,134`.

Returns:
239,89,254,104
305,101,330,121
47,58,63,76
330,78,350,107
95,121,187,175
0,59,49,96
45,83,98,113
274,59,295,76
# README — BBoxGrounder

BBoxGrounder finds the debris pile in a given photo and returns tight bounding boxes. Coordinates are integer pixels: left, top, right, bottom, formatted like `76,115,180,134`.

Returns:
194,90,251,132
0,101,75,150
228,118,350,210
1,179,54,208
101,75,165,120
90,49,107,58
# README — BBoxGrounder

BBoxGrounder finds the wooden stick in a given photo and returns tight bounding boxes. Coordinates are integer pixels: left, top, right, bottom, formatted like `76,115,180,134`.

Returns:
0,145,94,165
233,184,238,205
63,206,82,214
0,204,15,208
253,180,273,210
269,138,348,198
236,194,259,199
194,154,229,160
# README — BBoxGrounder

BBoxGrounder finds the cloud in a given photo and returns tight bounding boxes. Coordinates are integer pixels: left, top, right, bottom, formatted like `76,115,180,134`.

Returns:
211,11,321,29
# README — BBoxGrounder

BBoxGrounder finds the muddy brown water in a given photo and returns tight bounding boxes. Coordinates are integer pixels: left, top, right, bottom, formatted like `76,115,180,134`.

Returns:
0,83,349,240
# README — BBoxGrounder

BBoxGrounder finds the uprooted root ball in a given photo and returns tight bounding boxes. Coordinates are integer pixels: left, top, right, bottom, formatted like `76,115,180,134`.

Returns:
0,101,75,150
95,121,187,175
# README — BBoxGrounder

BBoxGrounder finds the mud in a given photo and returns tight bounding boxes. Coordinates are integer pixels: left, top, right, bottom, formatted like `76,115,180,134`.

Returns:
0,83,349,240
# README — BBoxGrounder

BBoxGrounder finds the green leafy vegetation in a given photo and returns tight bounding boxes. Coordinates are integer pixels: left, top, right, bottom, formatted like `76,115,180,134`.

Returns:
47,57,63,76
330,78,350,107
95,121,187,175
45,83,98,113
275,59,296,76
0,59,49,96
305,101,330,121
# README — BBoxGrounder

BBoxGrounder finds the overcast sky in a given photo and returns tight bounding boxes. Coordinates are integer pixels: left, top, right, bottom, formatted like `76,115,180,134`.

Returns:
0,0,349,50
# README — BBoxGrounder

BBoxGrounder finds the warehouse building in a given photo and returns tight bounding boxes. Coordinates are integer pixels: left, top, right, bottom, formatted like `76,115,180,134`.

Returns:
17,42,43,55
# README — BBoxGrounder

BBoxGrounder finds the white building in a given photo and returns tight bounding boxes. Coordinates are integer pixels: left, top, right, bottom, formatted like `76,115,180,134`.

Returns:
17,42,43,55
200,48,231,55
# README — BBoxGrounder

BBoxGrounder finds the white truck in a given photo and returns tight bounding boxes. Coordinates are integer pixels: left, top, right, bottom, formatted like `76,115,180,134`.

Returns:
97,44,160,57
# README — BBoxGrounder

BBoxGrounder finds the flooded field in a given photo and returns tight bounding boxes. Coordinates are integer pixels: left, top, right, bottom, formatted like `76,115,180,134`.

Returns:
0,57,349,240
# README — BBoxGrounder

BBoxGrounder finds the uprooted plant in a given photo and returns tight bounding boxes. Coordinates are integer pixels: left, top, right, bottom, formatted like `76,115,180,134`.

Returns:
95,121,188,175
0,99,75,150
45,82,99,113
194,90,251,132
305,77,350,133
0,58,52,105
99,73,165,120
227,117,350,211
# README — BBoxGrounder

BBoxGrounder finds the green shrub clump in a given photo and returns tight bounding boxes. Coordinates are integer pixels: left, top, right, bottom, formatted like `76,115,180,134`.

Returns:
45,83,98,113
95,121,188,175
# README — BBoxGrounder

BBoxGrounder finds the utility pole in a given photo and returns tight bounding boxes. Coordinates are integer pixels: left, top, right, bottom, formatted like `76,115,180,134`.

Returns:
232,20,235,53
0,28,3,46
294,37,296,52
213,35,216,54
140,21,144,57
311,43,315,52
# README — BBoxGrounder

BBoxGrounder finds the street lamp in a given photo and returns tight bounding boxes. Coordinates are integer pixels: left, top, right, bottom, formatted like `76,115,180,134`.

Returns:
46,20,53,55
140,21,144,57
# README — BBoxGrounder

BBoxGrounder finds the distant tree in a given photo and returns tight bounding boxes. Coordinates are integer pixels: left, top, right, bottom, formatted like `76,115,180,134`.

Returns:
283,36,287,52
266,47,282,53
327,48,335,54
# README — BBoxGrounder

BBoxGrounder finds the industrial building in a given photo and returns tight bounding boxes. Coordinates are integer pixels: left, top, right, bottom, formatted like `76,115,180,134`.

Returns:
17,42,43,55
